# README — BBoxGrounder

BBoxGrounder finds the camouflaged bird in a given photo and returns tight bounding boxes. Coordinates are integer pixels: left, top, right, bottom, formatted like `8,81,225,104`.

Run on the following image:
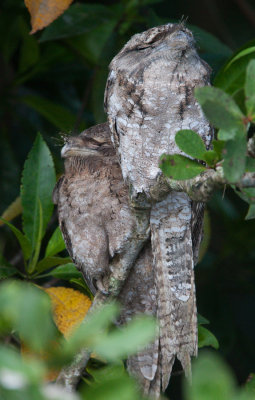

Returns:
52,123,161,398
105,23,213,391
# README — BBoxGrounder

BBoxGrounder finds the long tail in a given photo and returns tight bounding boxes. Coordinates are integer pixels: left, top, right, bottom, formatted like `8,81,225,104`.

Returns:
117,243,162,399
150,191,198,392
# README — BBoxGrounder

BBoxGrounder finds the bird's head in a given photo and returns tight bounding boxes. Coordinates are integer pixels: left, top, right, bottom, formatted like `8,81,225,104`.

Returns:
61,123,116,160
110,23,196,68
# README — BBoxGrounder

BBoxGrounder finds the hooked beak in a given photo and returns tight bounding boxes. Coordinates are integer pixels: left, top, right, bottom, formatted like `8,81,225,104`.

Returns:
61,143,98,158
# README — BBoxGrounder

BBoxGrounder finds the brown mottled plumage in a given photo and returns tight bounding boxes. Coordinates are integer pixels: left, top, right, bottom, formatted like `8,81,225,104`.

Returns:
105,23,213,391
53,123,160,398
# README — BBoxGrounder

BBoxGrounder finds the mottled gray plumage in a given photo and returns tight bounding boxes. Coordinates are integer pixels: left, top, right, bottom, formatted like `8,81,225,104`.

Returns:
105,23,213,392
53,123,160,398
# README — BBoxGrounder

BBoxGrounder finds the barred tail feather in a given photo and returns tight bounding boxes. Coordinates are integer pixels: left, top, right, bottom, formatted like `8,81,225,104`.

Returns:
150,191,198,392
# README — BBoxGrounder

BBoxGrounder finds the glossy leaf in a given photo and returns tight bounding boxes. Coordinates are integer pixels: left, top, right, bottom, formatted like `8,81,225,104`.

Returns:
37,262,80,279
25,0,74,34
36,256,71,274
27,198,43,274
198,326,219,349
45,226,66,258
195,86,244,133
160,154,206,180
214,41,255,95
0,218,32,261
21,133,56,250
175,130,206,160
245,60,255,118
67,19,117,65
197,314,210,325
222,134,247,182
40,3,113,42
20,95,78,132
203,150,219,167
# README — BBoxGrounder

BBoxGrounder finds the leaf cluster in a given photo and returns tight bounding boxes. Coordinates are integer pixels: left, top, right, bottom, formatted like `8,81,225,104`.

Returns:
160,56,255,220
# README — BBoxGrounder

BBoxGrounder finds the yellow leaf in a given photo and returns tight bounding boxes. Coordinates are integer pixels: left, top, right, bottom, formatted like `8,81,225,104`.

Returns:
24,0,74,34
44,286,92,338
0,197,22,226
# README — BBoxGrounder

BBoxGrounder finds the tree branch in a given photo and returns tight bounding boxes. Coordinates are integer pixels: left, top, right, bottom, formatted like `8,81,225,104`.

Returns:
150,166,255,203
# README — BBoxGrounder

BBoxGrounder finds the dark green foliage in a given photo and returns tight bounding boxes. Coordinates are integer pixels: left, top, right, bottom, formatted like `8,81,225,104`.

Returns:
160,154,206,180
175,130,207,160
1,1,255,399
21,133,56,250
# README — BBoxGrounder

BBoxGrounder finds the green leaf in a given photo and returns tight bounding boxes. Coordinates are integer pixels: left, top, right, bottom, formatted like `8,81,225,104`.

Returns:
185,352,235,400
18,18,39,73
21,133,56,250
198,326,219,349
20,95,78,132
195,86,244,133
226,47,255,68
35,257,71,274
0,254,18,279
197,314,210,325
0,218,32,261
27,198,43,274
214,41,255,95
175,130,206,160
40,4,113,42
213,139,225,159
245,60,255,118
245,205,255,220
234,187,255,205
222,134,247,182
67,19,117,65
245,373,255,396
160,154,206,180
0,281,57,351
82,365,140,400
203,150,219,167
246,157,255,172
45,226,66,258
93,316,157,361
37,262,79,279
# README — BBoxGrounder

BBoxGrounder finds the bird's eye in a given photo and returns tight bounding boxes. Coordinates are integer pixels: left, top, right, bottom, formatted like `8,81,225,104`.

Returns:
137,46,150,51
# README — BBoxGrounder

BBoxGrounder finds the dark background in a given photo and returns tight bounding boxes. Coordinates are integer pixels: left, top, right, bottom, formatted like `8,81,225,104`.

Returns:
0,0,255,398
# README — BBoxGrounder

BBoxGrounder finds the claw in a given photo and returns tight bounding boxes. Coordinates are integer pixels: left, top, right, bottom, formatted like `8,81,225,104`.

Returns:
96,278,109,295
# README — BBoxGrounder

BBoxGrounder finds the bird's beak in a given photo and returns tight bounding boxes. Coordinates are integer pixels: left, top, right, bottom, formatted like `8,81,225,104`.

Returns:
61,143,98,158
